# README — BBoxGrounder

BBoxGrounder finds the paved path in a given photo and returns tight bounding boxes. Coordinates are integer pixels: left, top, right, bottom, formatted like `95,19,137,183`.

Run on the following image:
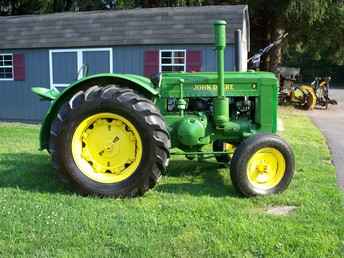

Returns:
308,88,344,189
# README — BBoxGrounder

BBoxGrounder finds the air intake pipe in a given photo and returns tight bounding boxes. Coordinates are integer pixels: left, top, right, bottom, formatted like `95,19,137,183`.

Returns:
213,20,243,134
213,20,229,126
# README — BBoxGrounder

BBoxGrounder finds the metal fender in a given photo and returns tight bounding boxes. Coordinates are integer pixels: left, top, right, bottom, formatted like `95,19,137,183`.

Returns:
38,73,159,150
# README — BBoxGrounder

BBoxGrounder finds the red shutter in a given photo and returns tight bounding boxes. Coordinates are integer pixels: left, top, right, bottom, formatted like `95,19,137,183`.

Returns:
13,53,25,81
144,50,159,77
186,50,202,72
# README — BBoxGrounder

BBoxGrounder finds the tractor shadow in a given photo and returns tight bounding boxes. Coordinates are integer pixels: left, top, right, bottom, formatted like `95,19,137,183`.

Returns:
0,153,238,198
0,152,72,195
156,159,238,197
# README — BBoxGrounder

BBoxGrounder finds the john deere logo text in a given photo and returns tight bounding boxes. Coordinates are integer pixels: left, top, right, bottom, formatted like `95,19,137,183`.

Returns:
193,84,234,91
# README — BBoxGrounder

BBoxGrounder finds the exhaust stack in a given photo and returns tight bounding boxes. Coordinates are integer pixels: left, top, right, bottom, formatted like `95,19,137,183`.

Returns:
234,29,242,71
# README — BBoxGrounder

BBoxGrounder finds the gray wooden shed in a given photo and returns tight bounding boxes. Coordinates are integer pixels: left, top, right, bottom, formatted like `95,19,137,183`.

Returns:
0,5,250,121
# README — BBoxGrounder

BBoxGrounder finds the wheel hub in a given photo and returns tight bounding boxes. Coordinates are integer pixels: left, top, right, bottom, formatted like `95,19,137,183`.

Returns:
247,148,286,189
71,113,142,183
81,118,137,174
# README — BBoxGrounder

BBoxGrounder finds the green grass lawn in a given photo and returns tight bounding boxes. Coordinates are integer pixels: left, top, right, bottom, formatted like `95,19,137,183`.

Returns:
0,108,343,257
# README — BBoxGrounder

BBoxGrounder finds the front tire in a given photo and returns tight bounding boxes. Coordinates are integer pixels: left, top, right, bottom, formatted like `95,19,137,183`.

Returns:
49,85,170,197
230,134,294,196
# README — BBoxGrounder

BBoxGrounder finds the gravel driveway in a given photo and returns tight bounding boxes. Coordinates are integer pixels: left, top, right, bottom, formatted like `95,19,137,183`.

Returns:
308,88,344,189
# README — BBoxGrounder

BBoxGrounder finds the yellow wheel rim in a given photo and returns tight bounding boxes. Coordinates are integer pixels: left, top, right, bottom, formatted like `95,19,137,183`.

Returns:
247,147,286,189
71,113,142,184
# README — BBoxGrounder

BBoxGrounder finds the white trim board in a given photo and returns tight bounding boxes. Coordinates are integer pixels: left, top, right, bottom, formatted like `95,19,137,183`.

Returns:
49,48,113,89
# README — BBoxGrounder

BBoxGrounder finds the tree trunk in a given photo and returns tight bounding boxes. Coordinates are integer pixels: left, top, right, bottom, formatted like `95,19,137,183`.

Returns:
269,19,286,73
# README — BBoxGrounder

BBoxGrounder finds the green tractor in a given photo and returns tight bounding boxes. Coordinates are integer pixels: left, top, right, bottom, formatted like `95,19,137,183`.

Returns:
32,21,294,198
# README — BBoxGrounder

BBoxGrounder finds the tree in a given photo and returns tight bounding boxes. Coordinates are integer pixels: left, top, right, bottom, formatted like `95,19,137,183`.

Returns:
244,0,341,71
0,0,110,15
40,0,105,12
0,0,42,15
289,2,344,65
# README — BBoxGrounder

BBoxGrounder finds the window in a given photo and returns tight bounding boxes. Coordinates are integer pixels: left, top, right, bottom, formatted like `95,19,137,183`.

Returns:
49,48,113,89
0,54,13,80
160,50,186,72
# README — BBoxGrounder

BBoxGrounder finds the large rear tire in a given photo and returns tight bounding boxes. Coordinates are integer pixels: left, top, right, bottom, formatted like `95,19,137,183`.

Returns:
230,134,294,197
49,85,170,197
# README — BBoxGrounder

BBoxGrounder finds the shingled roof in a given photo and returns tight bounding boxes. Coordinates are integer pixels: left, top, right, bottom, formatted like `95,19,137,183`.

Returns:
0,5,249,50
